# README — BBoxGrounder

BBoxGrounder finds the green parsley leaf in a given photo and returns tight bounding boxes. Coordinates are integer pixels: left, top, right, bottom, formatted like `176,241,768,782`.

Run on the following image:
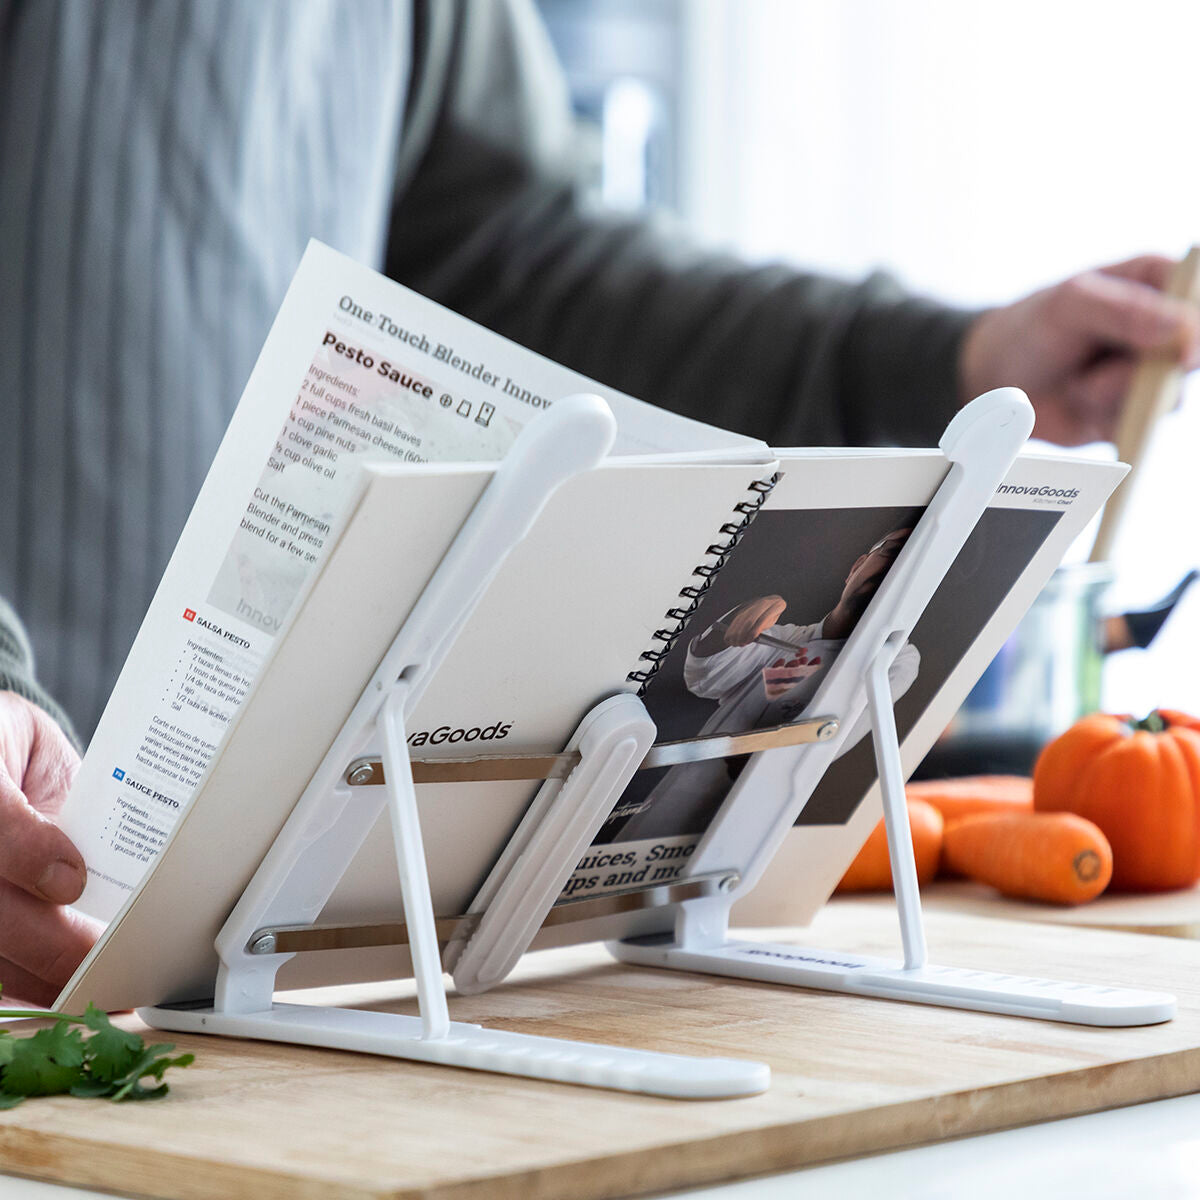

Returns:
67,1078,117,1099
38,1021,87,1068
108,1046,195,1102
0,994,193,1103
2,1026,87,1096
80,1004,143,1083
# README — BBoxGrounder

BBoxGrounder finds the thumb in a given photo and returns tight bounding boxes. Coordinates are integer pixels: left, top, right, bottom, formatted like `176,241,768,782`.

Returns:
20,703,81,817
0,766,86,905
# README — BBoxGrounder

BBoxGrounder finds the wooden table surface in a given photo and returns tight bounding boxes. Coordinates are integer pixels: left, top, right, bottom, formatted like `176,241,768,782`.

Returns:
871,879,1200,938
2,904,1199,1200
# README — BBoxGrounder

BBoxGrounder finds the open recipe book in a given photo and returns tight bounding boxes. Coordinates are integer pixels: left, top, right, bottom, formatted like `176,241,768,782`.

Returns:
55,242,1124,1011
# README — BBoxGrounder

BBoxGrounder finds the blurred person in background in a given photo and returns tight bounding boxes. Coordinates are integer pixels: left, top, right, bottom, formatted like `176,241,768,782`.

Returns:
1,0,1197,1002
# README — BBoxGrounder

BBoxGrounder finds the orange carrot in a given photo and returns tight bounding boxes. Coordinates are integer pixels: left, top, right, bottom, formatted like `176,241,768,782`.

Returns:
941,811,1112,905
905,775,1033,824
836,799,943,892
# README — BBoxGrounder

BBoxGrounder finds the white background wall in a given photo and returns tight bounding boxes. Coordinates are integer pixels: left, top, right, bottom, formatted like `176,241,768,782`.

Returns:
679,0,1200,716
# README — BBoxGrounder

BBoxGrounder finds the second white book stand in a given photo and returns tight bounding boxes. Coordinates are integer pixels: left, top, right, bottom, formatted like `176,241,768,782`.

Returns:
611,393,1176,1029
141,389,1175,1102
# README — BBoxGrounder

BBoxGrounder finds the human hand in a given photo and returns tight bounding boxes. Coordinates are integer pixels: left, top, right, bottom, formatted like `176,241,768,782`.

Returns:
959,255,1200,445
0,692,99,1006
723,595,787,646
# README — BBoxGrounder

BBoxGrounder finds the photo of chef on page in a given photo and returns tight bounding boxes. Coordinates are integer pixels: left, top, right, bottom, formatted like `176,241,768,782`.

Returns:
598,507,926,847
560,503,1062,901
794,504,1061,826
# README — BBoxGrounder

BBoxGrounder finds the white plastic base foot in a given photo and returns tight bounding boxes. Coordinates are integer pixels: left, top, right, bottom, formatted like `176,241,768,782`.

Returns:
138,1001,770,1099
611,936,1176,1027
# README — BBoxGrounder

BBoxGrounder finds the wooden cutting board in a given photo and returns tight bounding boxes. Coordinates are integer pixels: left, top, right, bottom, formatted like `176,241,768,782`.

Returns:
3,905,1200,1200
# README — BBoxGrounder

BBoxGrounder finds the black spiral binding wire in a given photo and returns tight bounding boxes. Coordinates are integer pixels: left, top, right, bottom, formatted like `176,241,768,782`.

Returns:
626,472,780,691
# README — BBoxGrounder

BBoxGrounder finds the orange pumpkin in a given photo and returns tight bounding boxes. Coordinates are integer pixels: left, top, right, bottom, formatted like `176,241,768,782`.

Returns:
1157,709,1200,736
1033,711,1200,892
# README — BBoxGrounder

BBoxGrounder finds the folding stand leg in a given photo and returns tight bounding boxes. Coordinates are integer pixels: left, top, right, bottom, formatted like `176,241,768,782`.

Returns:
612,643,1177,1029
869,634,927,972
378,687,450,1039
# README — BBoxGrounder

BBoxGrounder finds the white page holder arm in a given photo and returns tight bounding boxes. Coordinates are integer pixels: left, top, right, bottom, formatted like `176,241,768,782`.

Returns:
612,389,1174,1027
139,395,770,1100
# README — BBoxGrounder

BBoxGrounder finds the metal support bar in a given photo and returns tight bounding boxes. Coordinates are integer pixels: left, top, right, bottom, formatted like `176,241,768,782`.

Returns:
247,871,740,956
345,715,840,786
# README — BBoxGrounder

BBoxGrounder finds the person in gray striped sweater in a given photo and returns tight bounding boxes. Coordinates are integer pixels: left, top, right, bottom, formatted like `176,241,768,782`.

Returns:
4,0,1198,745
1,1,1197,1002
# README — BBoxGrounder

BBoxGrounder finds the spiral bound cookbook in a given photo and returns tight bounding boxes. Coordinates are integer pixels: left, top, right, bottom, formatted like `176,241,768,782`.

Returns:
55,244,1123,1013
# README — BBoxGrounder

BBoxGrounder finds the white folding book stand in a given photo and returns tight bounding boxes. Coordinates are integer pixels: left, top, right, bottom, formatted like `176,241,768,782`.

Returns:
140,395,768,1099
141,388,1174,1102
609,393,1175,1029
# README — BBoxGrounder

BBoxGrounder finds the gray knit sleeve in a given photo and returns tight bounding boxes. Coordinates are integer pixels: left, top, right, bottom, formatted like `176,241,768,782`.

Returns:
386,0,978,449
0,596,79,748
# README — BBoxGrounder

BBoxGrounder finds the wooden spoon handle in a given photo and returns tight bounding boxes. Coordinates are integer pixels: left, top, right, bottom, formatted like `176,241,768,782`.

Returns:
1090,245,1200,563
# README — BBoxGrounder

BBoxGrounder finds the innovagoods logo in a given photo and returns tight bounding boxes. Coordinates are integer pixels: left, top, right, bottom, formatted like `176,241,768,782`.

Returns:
996,483,1079,501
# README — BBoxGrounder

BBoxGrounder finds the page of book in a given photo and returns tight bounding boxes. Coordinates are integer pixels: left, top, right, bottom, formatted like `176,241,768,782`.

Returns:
58,240,763,922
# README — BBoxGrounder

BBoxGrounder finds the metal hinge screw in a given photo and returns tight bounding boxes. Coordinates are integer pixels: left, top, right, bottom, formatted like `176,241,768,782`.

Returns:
346,760,376,786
